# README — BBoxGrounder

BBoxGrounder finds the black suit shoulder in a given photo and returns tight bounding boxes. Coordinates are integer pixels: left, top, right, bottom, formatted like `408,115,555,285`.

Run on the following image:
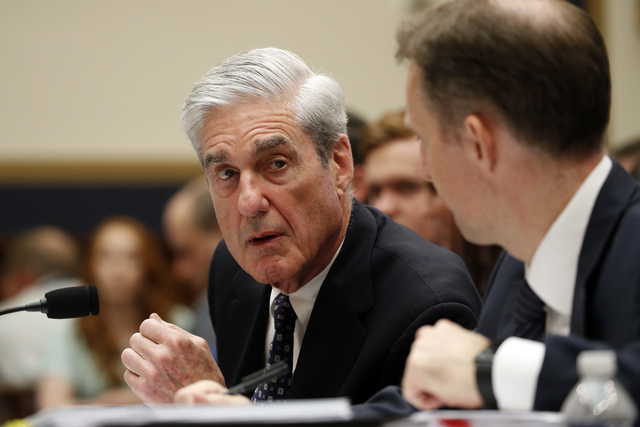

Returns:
208,240,241,318
305,203,481,403
367,206,482,330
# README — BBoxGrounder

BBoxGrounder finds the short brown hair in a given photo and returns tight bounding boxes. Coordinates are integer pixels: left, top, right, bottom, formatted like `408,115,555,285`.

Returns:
397,0,610,158
1,226,78,279
362,110,415,158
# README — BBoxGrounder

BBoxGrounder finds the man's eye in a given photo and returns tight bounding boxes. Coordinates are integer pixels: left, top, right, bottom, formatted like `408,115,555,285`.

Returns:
217,168,237,181
368,185,382,201
425,182,438,195
395,181,421,194
272,159,287,170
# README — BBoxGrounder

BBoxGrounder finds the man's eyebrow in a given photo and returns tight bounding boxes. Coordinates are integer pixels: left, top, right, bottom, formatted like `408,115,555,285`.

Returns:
254,136,291,155
202,136,293,167
203,151,228,168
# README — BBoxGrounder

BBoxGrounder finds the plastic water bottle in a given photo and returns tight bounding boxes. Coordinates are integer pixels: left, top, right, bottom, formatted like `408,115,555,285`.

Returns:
562,350,637,427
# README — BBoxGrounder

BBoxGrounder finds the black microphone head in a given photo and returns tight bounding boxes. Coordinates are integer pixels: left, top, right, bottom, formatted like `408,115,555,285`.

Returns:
44,285,100,319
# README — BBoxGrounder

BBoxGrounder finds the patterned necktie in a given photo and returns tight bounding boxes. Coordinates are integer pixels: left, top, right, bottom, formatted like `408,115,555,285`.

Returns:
252,293,297,401
512,279,547,341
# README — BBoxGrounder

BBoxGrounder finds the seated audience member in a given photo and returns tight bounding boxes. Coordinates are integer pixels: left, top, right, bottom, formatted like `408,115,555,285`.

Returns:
121,47,481,405
0,227,79,420
612,137,640,179
362,110,500,291
346,109,368,201
37,217,187,408
164,177,221,358
357,0,640,416
0,226,79,303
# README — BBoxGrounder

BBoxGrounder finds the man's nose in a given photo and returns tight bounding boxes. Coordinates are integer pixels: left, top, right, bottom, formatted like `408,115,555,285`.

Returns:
237,174,269,217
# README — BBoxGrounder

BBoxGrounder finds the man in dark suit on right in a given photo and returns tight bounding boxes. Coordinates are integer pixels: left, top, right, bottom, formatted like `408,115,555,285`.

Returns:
396,0,640,413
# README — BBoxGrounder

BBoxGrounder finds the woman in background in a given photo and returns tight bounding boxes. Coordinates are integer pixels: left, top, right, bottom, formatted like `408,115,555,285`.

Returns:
37,216,189,408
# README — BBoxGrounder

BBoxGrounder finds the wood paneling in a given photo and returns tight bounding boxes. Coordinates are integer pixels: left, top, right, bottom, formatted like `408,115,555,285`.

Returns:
0,161,201,184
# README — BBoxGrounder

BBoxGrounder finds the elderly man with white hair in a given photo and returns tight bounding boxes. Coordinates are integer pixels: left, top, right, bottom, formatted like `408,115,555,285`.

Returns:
121,47,481,405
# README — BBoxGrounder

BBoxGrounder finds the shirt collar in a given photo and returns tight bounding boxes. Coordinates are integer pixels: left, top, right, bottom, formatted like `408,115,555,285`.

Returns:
525,155,611,315
270,239,344,329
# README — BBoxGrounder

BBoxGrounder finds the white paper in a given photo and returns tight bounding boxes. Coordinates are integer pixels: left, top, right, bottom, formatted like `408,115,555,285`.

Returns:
29,398,352,427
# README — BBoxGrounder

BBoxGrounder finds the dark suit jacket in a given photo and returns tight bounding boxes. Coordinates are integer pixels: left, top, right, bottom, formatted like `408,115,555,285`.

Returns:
477,161,640,410
208,201,482,404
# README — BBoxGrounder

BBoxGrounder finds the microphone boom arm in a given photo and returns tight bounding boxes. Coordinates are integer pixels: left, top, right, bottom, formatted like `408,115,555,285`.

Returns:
0,300,43,316
0,286,98,318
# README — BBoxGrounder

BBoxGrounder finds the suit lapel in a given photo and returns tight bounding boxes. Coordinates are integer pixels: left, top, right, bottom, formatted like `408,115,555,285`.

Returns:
572,162,639,335
225,270,270,387
287,201,375,398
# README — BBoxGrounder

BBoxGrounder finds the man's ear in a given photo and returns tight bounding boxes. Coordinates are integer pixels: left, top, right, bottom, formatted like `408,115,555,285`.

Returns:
462,114,498,174
331,134,354,198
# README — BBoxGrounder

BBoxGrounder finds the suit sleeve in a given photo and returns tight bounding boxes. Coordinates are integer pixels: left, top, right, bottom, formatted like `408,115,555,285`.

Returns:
381,300,481,393
351,386,417,421
534,335,640,410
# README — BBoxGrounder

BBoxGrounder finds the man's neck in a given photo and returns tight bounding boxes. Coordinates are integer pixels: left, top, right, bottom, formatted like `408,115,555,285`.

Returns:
501,151,605,264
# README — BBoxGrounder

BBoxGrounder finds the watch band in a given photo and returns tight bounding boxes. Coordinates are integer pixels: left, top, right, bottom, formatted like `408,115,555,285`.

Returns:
475,347,498,409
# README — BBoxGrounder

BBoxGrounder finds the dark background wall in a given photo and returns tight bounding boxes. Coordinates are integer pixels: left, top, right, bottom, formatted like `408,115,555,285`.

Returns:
0,184,181,238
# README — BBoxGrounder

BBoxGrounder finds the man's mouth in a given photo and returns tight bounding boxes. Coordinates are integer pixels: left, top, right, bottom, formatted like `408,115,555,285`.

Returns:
247,232,283,246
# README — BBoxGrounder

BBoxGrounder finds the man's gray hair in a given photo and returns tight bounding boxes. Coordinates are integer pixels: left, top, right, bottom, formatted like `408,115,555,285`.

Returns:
182,47,347,166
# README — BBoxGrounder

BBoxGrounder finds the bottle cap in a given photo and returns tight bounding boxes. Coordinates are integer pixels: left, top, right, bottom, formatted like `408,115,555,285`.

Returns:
577,350,616,378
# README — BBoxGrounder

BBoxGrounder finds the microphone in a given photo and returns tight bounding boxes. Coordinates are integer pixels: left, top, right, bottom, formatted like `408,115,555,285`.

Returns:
0,285,100,319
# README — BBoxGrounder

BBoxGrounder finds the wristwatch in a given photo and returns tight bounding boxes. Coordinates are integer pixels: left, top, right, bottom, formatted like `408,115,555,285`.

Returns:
474,347,498,409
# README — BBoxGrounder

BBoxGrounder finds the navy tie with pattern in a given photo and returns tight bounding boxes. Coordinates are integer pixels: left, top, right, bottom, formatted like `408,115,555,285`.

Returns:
252,294,297,401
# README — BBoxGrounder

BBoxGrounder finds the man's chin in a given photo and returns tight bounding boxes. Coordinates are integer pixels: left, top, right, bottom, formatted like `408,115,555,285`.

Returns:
247,260,294,286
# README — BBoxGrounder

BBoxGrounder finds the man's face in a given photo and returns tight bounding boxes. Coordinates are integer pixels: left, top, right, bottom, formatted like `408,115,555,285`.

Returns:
405,63,483,243
199,99,348,292
364,137,458,249
164,198,221,294
93,224,145,305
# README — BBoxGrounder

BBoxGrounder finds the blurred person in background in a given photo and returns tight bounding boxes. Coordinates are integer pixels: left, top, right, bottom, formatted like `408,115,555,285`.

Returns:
0,226,78,302
164,177,222,358
346,110,368,201
37,216,189,409
612,136,640,179
0,226,79,420
362,110,499,292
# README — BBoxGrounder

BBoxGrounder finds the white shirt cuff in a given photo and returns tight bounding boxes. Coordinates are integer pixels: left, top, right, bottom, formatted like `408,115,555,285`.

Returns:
493,337,546,410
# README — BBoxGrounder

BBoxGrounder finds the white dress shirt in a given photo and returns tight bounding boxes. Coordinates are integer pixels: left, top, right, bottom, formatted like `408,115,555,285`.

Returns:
265,241,344,371
493,155,612,410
